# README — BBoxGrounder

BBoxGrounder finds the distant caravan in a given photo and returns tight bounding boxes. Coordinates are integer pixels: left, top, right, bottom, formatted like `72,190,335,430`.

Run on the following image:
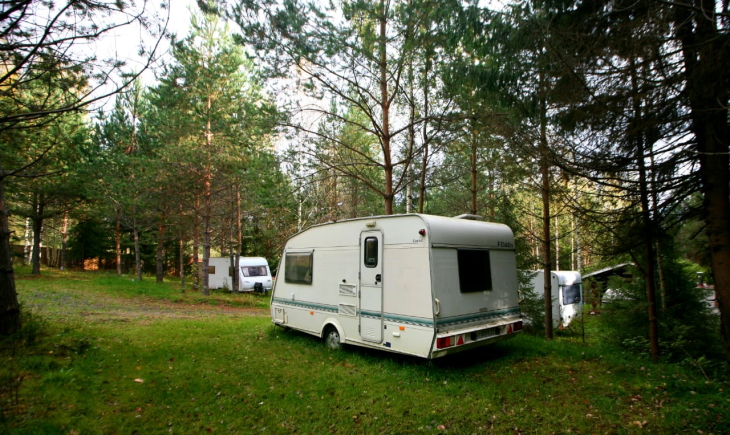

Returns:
208,256,273,293
270,214,523,359
527,270,582,328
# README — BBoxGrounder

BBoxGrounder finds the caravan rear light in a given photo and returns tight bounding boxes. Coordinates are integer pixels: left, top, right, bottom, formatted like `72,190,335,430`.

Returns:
436,337,453,349
419,229,426,236
514,321,523,331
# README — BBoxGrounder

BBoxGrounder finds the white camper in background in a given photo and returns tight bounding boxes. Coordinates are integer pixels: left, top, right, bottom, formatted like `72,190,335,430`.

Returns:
207,256,273,292
527,270,582,328
270,214,523,359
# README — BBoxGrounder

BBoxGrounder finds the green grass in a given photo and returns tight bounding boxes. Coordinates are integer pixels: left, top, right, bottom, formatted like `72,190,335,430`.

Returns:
2,267,729,434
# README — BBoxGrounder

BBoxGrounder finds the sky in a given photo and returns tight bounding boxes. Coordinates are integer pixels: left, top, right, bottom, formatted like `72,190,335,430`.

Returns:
93,0,198,112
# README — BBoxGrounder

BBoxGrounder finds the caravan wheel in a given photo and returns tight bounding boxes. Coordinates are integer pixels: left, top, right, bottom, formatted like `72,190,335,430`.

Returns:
324,326,341,351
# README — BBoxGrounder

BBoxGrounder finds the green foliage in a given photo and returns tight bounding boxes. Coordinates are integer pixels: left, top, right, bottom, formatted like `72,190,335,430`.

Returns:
517,273,545,334
598,261,724,375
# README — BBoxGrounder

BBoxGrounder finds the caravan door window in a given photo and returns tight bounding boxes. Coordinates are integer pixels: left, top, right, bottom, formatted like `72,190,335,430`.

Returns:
457,249,493,292
284,252,313,284
363,237,378,268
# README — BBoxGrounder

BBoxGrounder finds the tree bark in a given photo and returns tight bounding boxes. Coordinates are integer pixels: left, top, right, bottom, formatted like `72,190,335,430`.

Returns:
0,175,21,335
539,69,553,339
31,193,44,276
60,211,68,271
379,1,394,215
674,0,730,367
156,208,166,283
115,206,122,276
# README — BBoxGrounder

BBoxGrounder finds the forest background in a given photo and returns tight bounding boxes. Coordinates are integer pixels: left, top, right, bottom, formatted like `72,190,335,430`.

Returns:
1,0,728,370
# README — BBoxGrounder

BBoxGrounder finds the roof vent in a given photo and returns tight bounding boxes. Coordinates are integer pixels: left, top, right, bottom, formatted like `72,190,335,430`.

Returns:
453,214,484,221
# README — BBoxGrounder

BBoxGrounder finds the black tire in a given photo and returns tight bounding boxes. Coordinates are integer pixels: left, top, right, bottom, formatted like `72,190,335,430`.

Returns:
324,326,341,351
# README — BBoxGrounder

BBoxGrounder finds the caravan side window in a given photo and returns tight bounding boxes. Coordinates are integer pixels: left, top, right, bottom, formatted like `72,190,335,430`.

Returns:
457,249,493,292
285,252,313,285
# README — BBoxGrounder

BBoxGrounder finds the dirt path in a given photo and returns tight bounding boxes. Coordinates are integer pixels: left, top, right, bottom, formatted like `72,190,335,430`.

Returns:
19,287,269,324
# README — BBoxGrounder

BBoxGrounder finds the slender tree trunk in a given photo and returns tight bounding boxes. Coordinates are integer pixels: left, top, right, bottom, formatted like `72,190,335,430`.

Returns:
629,56,660,362
233,186,242,292
23,218,31,265
0,175,21,335
156,208,166,283
379,2,394,215
179,203,186,292
193,195,200,291
31,193,44,276
202,97,212,295
554,216,560,271
674,0,730,367
418,56,431,214
115,206,122,276
133,204,142,281
539,70,553,339
60,211,68,271
470,125,478,215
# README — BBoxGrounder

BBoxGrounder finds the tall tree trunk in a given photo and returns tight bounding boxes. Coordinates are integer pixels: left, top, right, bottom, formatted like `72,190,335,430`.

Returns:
418,55,431,214
23,217,31,265
470,124,478,215
234,186,242,292
60,211,68,271
202,97,212,295
115,206,122,277
379,1,394,215
133,204,142,281
0,175,21,335
674,0,730,367
156,208,166,283
179,203,186,292
31,193,44,276
630,56,660,362
193,195,200,291
539,70,553,339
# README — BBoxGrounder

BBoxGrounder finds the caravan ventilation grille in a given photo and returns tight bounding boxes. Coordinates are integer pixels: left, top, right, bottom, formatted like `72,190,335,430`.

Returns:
338,304,357,317
339,284,357,296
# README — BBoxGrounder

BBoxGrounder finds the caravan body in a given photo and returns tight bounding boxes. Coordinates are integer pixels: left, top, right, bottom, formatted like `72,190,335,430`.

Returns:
528,270,582,328
270,214,523,359
208,256,273,292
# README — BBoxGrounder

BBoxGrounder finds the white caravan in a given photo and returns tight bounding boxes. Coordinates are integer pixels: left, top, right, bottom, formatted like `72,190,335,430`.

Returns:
527,270,582,328
270,214,523,359
208,256,273,292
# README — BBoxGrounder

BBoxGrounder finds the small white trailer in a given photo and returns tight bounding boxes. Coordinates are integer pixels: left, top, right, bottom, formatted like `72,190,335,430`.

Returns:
527,270,582,328
208,256,273,292
270,214,523,359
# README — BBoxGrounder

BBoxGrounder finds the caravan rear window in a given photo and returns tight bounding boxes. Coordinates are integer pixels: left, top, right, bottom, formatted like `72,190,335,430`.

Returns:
562,284,581,305
457,249,493,292
285,252,313,285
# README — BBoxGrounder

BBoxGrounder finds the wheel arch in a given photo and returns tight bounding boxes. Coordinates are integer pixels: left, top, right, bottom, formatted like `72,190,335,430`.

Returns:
320,318,345,341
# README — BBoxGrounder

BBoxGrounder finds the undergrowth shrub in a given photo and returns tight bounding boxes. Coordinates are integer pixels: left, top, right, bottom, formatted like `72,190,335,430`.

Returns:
598,260,724,377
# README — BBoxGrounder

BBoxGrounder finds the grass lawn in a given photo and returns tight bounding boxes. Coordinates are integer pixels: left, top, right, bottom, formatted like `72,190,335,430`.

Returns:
2,268,728,434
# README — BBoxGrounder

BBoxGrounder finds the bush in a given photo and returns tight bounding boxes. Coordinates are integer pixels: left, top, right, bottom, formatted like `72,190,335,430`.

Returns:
598,260,724,376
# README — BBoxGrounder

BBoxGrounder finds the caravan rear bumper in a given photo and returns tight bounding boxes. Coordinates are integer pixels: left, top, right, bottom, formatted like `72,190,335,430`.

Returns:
429,313,523,358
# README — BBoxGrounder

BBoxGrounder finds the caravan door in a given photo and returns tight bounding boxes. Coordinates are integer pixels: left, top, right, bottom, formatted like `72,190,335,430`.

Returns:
359,231,383,343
